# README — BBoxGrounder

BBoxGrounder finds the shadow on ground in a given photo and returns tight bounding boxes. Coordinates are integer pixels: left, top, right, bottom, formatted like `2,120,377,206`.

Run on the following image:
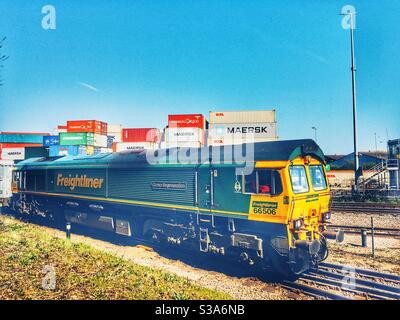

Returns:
1,210,282,283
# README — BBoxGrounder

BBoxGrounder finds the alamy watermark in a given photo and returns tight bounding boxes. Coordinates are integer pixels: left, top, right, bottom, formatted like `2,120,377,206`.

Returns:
41,5,56,30
341,5,356,30
42,264,56,290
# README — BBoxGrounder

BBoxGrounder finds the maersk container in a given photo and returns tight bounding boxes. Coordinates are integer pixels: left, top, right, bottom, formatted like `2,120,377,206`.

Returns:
1,148,25,160
116,142,158,152
49,145,94,157
59,132,94,146
208,122,277,139
0,132,49,144
43,135,59,147
2,147,49,161
209,110,276,124
164,127,205,143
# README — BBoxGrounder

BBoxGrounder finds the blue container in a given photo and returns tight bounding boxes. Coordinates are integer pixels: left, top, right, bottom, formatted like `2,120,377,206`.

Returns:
0,133,48,144
107,136,114,148
43,135,59,147
49,145,92,157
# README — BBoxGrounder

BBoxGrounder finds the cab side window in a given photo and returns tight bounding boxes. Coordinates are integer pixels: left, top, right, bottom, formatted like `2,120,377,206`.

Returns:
243,169,283,195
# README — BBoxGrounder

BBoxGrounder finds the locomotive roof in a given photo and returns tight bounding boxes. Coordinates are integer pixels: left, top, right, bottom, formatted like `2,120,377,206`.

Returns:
16,139,325,169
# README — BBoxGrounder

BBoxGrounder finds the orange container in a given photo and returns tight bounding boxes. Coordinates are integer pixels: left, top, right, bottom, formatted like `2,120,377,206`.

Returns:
67,120,107,135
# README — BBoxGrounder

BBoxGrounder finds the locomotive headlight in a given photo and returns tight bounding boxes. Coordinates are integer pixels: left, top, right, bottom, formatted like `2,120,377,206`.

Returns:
322,212,331,221
293,218,304,230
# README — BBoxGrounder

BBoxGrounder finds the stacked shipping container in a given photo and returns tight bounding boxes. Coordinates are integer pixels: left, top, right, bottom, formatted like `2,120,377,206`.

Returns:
49,120,112,156
116,128,161,152
161,114,206,149
208,110,278,146
0,132,50,161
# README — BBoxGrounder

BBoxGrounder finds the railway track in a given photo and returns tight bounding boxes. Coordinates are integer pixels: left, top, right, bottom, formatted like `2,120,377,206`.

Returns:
331,202,400,215
284,262,400,300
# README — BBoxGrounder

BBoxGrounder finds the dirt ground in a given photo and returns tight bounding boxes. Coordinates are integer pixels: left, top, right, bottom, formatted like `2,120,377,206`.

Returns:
328,212,400,274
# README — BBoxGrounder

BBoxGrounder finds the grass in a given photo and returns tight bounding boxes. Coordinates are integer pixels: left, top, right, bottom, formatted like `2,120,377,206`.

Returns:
0,215,232,300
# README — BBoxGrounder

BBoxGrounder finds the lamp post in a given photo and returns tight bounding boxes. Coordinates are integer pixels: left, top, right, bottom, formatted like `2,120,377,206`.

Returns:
341,11,361,192
311,126,318,142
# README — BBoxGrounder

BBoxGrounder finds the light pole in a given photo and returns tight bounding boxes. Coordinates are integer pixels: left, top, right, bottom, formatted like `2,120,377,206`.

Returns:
311,127,317,142
342,11,361,192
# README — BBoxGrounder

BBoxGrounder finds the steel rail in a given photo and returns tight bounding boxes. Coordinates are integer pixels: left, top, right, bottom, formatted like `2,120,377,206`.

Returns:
299,274,396,300
281,280,352,300
319,262,400,283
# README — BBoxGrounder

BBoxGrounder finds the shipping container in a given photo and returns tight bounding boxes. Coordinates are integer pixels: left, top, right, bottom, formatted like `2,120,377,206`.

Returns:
0,160,14,199
1,147,49,161
1,148,25,160
94,134,108,148
208,122,277,139
107,136,115,148
0,133,49,144
209,110,276,124
208,136,278,147
67,120,107,135
59,132,94,146
0,143,42,148
116,142,158,152
160,141,203,149
164,127,205,143
54,125,68,135
122,128,160,143
43,135,60,147
107,124,123,134
49,145,95,157
168,114,206,129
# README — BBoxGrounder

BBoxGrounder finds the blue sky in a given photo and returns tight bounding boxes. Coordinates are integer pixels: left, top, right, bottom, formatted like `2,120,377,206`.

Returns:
0,0,399,154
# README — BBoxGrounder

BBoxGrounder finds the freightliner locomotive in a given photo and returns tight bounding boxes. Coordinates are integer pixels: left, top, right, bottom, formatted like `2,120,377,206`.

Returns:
6,139,343,278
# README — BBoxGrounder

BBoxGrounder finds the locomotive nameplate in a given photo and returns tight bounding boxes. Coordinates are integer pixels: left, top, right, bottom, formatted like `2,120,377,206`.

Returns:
252,201,278,215
151,182,187,191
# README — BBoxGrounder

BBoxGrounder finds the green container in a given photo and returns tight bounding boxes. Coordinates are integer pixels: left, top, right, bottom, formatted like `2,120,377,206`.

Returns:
59,132,94,146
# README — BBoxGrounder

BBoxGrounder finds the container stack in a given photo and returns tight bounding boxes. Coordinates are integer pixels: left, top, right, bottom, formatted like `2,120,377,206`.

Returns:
161,114,206,149
116,128,161,152
49,120,109,157
208,110,278,146
107,124,122,152
0,132,50,161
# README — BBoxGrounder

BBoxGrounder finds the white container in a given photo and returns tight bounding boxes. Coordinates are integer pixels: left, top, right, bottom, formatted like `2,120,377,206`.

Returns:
116,142,158,152
0,160,14,199
209,110,276,124
164,128,204,143
108,132,122,143
108,124,123,134
94,134,108,148
160,141,203,149
1,148,25,160
54,127,67,135
208,136,278,146
208,122,277,140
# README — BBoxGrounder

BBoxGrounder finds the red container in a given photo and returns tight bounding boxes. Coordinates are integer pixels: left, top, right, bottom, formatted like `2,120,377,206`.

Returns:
57,125,67,130
0,143,42,148
67,120,107,135
122,128,160,143
168,114,205,129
